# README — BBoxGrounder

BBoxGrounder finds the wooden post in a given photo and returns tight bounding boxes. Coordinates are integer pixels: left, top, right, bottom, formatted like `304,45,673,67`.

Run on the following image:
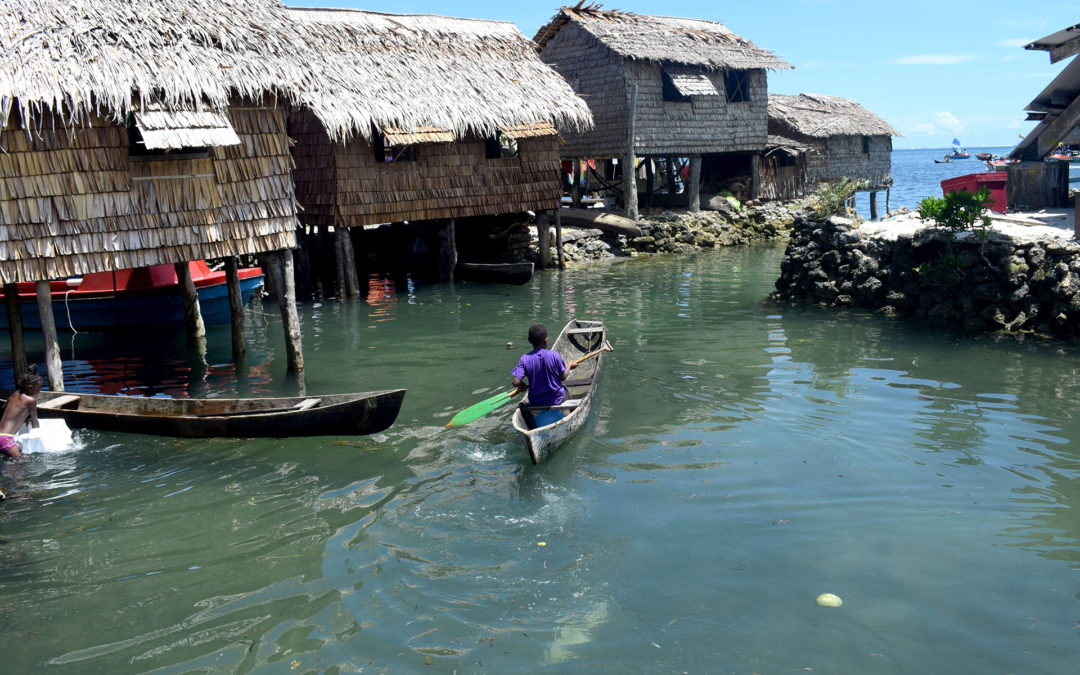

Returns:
667,159,677,195
4,284,28,388
224,257,246,359
624,84,639,220
869,191,879,221
277,249,304,380
175,262,206,347
1074,194,1080,238
645,158,654,208
555,208,566,269
537,211,551,269
750,154,761,200
438,218,458,281
259,253,280,305
688,155,702,213
572,160,583,209
885,187,891,215
34,280,64,392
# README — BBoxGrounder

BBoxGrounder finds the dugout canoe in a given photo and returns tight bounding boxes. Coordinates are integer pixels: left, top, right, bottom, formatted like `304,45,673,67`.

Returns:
511,319,606,465
455,261,534,285
15,389,406,438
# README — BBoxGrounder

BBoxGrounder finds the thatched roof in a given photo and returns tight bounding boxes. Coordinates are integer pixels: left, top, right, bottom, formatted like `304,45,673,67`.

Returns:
769,93,901,138
534,3,792,72
288,8,592,142
1,1,591,143
1,0,312,129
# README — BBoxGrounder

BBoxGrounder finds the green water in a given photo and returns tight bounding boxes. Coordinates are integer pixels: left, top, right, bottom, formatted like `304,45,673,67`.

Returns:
2,246,1080,673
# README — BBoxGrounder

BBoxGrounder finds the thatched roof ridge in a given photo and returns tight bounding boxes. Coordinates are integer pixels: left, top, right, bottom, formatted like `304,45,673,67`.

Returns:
534,3,792,71
288,7,593,142
1,0,312,128
769,93,902,138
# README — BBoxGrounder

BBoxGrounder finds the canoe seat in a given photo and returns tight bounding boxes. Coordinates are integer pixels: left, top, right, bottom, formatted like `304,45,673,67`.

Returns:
294,398,322,411
566,328,602,335
39,394,80,410
563,377,594,388
529,399,582,411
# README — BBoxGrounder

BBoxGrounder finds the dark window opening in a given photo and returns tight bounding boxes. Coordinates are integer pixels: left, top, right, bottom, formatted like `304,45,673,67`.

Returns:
862,135,870,154
126,114,209,160
662,71,690,103
372,128,417,163
485,132,519,159
723,70,750,103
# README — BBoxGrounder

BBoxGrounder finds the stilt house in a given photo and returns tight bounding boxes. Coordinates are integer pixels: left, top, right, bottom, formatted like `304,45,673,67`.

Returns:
0,0,350,386
766,93,900,202
533,3,791,208
284,8,592,279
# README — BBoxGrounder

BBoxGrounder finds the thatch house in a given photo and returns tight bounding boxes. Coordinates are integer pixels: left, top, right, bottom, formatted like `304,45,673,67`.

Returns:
534,3,791,214
0,0,341,384
285,8,592,281
766,93,900,213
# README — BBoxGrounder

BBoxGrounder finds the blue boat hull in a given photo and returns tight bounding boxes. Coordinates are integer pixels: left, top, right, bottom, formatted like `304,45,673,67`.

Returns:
0,276,263,331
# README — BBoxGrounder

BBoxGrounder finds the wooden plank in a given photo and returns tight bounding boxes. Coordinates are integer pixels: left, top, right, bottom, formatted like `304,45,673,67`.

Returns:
294,398,321,411
39,394,80,409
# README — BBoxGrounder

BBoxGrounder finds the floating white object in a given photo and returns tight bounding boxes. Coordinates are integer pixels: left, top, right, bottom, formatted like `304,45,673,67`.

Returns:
16,418,75,453
816,593,843,608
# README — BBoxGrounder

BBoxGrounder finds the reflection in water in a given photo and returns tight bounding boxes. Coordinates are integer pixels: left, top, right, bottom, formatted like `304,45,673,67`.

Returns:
3,247,1080,672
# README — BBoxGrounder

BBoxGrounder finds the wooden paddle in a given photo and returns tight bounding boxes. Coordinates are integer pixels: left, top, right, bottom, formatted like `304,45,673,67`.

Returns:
569,340,614,368
445,388,523,427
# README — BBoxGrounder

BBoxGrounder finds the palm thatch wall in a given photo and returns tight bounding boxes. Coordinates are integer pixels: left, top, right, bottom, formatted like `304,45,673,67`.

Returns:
287,8,588,225
758,136,809,201
535,4,791,159
768,94,901,192
0,0,317,284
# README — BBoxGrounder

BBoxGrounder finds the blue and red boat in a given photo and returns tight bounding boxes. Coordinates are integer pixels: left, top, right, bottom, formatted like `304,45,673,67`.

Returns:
0,261,263,331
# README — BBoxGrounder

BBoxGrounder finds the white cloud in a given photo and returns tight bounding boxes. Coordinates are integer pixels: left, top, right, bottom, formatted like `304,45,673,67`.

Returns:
934,111,965,134
891,53,976,65
996,37,1032,48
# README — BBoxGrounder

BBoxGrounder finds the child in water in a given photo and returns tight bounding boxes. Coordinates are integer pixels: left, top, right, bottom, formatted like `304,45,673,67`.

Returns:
0,370,42,459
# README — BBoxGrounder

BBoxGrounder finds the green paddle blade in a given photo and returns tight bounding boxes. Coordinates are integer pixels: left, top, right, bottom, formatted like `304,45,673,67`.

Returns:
446,389,517,427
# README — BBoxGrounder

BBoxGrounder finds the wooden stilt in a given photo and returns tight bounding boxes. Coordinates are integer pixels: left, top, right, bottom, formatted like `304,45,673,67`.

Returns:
438,218,458,281
4,284,28,388
688,155,702,213
869,191,879,221
175,262,206,349
572,160,583,209
624,84,639,220
537,211,551,269
886,187,891,214
645,158,654,208
225,257,246,359
555,208,566,269
334,227,347,299
750,154,761,200
342,227,361,296
277,249,305,381
34,281,64,392
667,159,677,195
260,253,280,304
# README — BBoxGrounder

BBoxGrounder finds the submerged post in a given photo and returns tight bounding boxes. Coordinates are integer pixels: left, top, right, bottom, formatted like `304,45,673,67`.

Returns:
175,262,206,349
224,257,246,359
869,191,879,221
536,211,551,269
4,283,28,388
438,218,457,282
688,155,702,213
34,280,63,392
624,84,639,220
342,227,361,296
555,208,566,269
278,249,305,381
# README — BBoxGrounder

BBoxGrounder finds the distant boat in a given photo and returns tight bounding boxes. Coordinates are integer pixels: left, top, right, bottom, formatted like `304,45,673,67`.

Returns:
948,149,971,160
0,261,263,331
975,152,995,161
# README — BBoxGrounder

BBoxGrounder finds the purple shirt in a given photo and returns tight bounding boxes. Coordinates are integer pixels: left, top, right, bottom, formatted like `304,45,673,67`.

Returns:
512,349,566,406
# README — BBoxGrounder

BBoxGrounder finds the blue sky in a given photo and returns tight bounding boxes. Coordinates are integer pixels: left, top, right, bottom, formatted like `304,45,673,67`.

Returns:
289,0,1078,149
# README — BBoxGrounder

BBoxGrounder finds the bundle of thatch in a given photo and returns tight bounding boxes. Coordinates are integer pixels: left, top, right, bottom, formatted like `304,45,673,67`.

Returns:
287,8,593,142
768,94,901,139
534,4,792,72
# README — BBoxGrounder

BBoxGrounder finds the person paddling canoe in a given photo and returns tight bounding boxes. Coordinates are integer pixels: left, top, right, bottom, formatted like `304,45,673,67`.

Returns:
511,324,578,426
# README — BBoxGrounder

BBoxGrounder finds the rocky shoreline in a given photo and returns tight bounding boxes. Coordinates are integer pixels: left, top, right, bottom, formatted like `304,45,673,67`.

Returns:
771,213,1080,336
531,201,805,264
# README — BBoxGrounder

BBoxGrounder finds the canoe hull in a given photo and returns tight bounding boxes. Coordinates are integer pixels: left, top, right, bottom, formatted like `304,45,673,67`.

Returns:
456,262,534,285
512,319,606,464
20,389,406,438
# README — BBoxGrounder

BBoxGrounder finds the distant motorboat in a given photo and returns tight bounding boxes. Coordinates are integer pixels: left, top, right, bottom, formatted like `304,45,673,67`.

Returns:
949,149,971,160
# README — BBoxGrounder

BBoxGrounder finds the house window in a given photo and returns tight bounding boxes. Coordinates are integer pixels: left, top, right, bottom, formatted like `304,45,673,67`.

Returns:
485,132,519,159
723,70,750,103
662,70,690,103
372,128,417,163
126,114,210,160
862,135,870,154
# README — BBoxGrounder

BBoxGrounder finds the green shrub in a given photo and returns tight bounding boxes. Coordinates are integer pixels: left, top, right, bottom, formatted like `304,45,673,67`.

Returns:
810,177,869,217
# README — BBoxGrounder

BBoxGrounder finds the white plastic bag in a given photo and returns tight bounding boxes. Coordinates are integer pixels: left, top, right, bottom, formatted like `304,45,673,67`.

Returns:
15,418,75,453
